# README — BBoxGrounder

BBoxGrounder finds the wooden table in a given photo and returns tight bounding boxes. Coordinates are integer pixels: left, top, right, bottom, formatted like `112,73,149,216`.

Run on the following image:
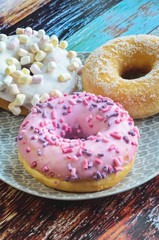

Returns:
0,1,159,239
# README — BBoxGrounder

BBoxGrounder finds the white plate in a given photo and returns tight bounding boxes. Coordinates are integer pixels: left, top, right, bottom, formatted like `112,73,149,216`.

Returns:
0,53,159,200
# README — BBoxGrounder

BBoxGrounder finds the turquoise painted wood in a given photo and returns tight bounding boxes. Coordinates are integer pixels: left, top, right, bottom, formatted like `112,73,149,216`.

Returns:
67,0,159,52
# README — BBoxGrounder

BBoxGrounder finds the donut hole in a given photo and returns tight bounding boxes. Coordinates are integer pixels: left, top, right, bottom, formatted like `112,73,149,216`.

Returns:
121,65,151,79
119,53,155,80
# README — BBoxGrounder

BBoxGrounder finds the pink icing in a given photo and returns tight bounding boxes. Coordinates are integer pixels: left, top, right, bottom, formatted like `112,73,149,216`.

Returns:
17,92,140,181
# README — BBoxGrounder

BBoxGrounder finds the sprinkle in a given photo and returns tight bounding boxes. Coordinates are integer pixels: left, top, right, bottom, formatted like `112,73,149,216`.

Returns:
128,129,136,136
96,115,104,121
94,158,102,165
68,99,76,105
110,132,121,140
31,161,37,168
83,99,88,105
22,119,30,128
83,159,88,169
98,153,104,157
67,163,72,171
107,112,119,118
95,171,103,180
123,136,129,143
26,147,31,153
113,157,122,167
88,161,93,168
47,102,54,109
62,147,73,154
42,165,49,172
102,106,112,112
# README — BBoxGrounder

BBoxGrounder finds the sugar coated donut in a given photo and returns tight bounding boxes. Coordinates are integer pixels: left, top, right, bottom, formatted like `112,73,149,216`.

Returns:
0,27,82,115
82,35,159,119
17,92,139,192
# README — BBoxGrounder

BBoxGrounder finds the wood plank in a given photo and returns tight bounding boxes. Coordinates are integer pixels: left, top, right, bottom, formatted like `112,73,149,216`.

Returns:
0,176,159,239
0,0,50,28
67,0,159,52
0,0,122,39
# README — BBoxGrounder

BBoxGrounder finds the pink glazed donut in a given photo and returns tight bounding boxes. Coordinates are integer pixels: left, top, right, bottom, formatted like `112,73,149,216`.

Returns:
17,92,140,192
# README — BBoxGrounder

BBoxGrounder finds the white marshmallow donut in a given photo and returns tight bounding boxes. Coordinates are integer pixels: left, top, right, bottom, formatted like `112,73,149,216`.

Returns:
0,27,82,115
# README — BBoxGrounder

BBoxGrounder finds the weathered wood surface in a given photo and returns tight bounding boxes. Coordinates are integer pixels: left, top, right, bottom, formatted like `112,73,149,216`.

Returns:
0,0,159,239
1,176,159,240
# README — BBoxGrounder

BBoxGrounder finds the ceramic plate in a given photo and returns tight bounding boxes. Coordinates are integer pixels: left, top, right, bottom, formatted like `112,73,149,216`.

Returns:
0,53,159,200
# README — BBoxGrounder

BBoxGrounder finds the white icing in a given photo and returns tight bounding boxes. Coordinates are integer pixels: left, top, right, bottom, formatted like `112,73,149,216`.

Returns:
0,28,82,113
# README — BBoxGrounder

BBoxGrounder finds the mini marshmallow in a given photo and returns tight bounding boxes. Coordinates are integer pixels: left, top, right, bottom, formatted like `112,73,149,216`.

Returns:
5,65,16,75
13,93,26,106
6,57,20,66
33,61,43,69
50,89,63,97
58,73,71,82
28,53,35,63
47,61,56,72
38,29,45,38
8,103,21,115
68,62,80,71
67,50,77,59
30,64,42,74
51,35,58,46
40,93,50,102
0,34,8,41
3,75,13,86
8,37,19,50
72,57,82,65
35,50,46,61
0,82,6,91
39,35,50,45
22,68,30,75
18,34,28,44
20,56,31,65
59,40,68,49
16,28,25,34
18,48,28,57
11,70,23,81
9,84,20,95
24,27,33,36
18,75,32,84
42,43,53,52
32,74,43,84
0,41,6,52
31,94,40,106
30,43,39,53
